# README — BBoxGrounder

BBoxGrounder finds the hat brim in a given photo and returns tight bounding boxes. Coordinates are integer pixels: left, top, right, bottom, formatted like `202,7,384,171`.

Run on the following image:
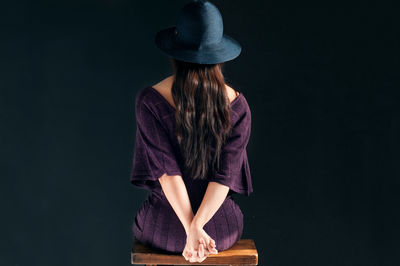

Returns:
155,27,242,64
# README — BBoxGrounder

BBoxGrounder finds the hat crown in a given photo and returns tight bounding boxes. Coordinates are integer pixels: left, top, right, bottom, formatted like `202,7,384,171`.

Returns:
175,0,223,49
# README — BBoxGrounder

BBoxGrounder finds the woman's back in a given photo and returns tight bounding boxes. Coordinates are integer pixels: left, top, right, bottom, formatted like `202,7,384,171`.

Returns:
151,75,240,110
130,83,252,252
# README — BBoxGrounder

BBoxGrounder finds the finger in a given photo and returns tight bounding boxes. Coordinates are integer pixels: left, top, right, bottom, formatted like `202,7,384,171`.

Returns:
198,255,207,263
200,237,208,251
205,237,211,248
209,246,218,254
188,248,196,262
182,248,186,257
207,244,214,254
195,248,202,262
189,251,198,263
200,244,210,261
202,246,210,257
198,255,206,263
208,240,216,252
198,243,204,258
185,250,192,259
205,239,212,250
197,240,204,254
196,247,204,263
182,249,189,260
210,238,216,247
187,250,194,262
203,246,210,256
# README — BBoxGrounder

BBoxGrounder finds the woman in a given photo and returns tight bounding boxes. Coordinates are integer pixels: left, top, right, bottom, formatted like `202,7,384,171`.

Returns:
130,0,253,263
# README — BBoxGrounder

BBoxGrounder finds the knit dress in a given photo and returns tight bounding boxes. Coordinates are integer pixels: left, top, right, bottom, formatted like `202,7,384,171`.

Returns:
130,85,253,253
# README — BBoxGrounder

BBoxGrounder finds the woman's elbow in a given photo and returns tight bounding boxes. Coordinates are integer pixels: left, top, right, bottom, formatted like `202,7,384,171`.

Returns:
158,173,182,184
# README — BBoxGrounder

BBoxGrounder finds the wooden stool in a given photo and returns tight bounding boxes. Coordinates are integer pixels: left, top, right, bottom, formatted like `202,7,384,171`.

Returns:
131,238,258,266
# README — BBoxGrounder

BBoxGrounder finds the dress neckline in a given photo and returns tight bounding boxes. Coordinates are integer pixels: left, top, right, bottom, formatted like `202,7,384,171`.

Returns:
147,86,243,111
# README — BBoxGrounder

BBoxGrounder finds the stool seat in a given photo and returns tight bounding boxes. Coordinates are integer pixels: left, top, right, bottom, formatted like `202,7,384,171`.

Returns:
131,238,258,265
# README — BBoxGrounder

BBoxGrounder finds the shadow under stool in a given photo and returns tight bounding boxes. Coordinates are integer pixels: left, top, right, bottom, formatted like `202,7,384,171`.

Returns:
131,238,258,266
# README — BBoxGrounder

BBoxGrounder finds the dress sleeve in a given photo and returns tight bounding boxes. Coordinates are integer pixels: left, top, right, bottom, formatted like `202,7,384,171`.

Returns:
130,93,183,191
207,106,253,197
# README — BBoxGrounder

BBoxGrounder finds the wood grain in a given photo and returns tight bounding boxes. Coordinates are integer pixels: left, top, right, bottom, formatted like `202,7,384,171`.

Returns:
131,238,258,265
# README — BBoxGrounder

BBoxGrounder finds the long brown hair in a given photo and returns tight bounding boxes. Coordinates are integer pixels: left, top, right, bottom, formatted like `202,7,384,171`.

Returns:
170,58,234,180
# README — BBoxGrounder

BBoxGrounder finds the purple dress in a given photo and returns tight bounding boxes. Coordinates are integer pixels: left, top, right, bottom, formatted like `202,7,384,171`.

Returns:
130,85,253,253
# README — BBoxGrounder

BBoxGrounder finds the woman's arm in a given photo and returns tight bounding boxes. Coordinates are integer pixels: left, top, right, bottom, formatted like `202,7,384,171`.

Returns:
158,174,194,235
190,181,230,229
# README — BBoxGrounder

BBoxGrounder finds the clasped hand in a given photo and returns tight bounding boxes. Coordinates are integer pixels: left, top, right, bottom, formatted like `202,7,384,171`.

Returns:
182,224,218,262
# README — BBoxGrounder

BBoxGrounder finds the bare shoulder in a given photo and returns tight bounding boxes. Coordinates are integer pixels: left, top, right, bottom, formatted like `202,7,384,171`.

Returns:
152,75,239,104
224,84,240,101
152,75,176,108
152,75,174,95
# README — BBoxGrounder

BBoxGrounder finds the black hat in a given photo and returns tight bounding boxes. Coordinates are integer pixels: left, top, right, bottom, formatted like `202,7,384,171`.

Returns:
154,0,242,64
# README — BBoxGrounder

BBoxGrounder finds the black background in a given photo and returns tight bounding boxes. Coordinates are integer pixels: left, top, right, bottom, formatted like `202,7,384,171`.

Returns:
1,1,399,266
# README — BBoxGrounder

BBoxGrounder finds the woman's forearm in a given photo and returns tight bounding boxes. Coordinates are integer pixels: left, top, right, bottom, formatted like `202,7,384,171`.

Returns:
158,174,194,235
191,181,230,229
